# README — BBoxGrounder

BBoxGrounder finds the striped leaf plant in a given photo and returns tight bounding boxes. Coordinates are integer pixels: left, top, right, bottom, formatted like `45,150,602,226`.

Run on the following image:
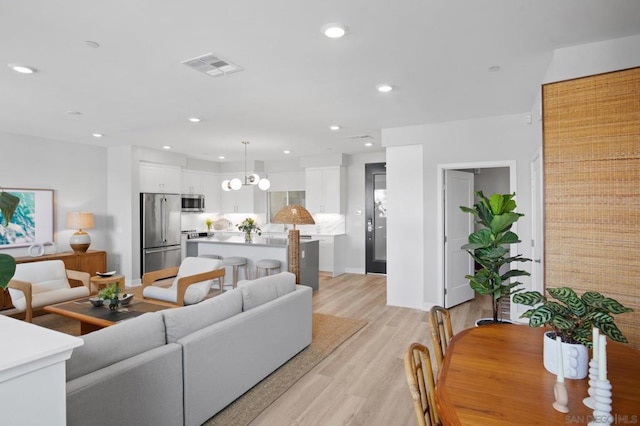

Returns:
513,287,633,347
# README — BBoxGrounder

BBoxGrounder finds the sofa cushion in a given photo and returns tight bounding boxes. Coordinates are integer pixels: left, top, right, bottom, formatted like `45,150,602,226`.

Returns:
238,271,296,311
66,311,166,381
163,289,243,343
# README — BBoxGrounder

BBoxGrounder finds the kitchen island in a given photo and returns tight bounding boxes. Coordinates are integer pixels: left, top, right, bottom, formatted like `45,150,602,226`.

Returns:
186,235,319,290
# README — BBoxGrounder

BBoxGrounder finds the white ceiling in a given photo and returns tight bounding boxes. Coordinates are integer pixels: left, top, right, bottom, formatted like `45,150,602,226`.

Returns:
2,1,640,162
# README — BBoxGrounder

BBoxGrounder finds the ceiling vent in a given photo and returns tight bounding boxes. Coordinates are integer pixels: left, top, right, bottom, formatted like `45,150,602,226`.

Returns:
181,53,243,77
348,134,373,140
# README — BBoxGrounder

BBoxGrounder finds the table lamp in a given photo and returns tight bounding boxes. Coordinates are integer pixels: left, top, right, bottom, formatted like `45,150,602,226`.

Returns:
66,211,94,253
271,205,315,283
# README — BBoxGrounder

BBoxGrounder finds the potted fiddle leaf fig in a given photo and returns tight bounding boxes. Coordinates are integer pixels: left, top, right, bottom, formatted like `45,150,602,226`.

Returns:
513,287,633,379
460,191,531,324
0,190,20,289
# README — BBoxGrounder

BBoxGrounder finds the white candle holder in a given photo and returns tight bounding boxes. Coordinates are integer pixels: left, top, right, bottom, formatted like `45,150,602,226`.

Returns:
587,378,613,425
583,358,599,409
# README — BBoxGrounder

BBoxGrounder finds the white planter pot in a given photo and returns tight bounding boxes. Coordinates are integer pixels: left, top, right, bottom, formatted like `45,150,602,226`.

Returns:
542,331,589,379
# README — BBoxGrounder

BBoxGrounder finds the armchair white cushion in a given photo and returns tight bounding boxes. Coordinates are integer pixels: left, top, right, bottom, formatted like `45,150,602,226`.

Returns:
8,260,91,322
142,257,224,306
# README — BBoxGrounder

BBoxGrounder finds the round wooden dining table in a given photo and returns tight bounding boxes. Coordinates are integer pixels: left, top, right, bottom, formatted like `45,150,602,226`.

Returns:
435,324,640,425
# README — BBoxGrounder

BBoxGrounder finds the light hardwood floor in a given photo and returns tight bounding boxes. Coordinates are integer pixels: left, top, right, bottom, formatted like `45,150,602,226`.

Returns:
252,273,492,426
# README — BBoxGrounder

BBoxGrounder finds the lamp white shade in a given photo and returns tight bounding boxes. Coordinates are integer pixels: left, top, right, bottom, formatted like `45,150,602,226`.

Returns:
221,180,232,191
66,212,94,253
258,178,271,190
230,178,243,190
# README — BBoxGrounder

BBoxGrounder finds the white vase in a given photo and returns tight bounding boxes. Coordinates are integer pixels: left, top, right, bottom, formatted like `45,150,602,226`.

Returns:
543,331,589,379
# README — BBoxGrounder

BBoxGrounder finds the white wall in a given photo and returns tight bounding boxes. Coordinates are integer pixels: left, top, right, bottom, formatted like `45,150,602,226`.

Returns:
383,114,538,310
386,145,424,308
0,132,108,258
382,33,640,311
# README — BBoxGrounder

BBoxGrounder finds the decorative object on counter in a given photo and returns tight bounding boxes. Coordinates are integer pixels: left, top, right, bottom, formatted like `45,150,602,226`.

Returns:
221,141,270,191
587,335,613,426
552,335,570,413
513,287,633,378
205,217,213,232
237,217,262,242
213,218,231,230
98,282,121,311
584,327,600,409
271,204,315,283
460,191,531,325
66,211,94,252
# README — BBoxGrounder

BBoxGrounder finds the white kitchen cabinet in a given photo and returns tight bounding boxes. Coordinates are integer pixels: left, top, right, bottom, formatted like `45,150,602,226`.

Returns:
305,167,345,214
181,170,204,194
221,185,267,214
202,173,221,213
312,234,345,277
139,163,181,193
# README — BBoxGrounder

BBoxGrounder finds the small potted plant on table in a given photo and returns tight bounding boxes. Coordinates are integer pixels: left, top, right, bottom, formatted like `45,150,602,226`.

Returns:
513,287,633,378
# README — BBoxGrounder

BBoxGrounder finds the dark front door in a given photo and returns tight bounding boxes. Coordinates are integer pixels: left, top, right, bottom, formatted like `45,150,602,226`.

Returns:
365,162,387,274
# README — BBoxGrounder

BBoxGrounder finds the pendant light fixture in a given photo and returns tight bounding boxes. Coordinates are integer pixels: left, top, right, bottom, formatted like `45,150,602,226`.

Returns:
221,141,271,191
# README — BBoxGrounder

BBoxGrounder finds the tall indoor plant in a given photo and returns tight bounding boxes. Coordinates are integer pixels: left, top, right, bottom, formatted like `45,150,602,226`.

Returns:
460,191,530,324
0,190,21,289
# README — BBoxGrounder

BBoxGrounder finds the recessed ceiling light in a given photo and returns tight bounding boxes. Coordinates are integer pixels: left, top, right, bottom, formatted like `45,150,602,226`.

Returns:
365,142,373,147
188,117,201,122
322,23,348,39
488,65,501,72
8,63,37,74
162,145,172,150
329,125,341,131
66,111,82,115
376,84,393,93
84,40,100,48
92,133,103,138
283,150,291,154
218,156,225,160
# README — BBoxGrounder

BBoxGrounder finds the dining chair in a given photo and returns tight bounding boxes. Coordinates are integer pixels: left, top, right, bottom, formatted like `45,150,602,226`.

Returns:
404,342,440,426
429,305,454,368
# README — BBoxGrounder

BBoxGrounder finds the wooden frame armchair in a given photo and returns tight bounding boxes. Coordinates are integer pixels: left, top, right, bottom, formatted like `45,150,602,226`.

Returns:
429,305,454,368
404,342,440,426
142,257,225,306
8,260,91,322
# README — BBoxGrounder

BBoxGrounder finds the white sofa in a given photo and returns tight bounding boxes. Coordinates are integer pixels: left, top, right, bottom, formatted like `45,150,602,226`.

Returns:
65,271,312,426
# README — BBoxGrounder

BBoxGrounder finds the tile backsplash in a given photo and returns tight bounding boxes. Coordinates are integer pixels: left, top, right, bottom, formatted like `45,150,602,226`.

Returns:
181,212,345,235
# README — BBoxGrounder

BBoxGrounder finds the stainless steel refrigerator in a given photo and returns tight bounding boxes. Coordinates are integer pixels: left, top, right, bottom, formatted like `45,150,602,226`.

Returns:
141,193,182,274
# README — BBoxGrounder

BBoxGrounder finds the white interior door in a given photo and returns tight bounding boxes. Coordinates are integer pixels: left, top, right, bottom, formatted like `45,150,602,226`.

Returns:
444,170,475,307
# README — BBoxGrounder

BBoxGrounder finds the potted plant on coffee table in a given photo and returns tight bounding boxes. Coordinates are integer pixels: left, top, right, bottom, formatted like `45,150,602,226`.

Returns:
460,191,531,325
513,287,633,379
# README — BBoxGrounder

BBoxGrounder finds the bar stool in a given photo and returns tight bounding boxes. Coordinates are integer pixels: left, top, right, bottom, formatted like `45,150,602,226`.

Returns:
223,256,248,288
199,254,225,292
255,259,281,278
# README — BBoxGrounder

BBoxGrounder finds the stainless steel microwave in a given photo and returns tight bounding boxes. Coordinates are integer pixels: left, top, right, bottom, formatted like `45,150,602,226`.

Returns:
181,194,205,212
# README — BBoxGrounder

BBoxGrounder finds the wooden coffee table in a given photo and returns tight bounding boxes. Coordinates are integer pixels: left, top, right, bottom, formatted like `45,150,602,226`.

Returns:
44,296,173,334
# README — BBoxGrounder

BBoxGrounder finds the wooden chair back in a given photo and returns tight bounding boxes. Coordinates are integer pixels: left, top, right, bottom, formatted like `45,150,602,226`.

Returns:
404,343,440,426
429,305,453,368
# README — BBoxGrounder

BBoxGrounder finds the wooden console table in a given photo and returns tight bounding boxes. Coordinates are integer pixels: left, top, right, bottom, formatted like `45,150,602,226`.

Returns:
0,250,107,310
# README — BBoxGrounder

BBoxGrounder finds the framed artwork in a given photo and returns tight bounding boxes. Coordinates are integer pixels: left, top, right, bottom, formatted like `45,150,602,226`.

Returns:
0,188,54,249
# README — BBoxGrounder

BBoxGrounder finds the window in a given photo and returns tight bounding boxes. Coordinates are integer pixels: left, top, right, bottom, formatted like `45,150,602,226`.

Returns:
268,191,305,222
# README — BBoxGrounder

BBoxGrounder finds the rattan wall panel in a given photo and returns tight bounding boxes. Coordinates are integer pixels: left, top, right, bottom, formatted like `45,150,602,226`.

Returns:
543,67,640,349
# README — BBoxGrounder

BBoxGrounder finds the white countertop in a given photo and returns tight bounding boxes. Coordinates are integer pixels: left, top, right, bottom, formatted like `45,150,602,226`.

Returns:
187,235,320,247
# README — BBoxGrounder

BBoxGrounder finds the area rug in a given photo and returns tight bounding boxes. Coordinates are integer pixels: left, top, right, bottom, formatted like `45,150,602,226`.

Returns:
30,312,367,426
